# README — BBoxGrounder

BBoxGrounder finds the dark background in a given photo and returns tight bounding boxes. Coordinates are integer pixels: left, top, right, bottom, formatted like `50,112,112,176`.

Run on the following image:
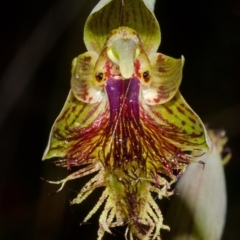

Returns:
0,0,240,239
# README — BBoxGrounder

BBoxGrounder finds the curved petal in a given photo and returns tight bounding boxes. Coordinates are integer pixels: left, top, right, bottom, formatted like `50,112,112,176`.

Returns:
142,53,184,105
84,0,160,54
42,91,108,160
71,51,103,103
141,91,212,151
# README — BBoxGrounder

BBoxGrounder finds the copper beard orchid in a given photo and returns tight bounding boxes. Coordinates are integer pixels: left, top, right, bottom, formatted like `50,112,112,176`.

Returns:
43,0,211,239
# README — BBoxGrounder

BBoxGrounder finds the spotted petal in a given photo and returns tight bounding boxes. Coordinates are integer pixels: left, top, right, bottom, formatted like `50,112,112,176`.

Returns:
71,51,103,103
142,53,185,105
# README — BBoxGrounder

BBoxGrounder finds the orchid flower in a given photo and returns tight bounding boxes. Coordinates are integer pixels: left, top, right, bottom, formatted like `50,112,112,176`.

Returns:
42,0,212,239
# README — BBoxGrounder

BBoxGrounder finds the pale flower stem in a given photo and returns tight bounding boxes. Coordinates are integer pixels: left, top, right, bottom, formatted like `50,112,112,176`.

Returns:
164,129,228,240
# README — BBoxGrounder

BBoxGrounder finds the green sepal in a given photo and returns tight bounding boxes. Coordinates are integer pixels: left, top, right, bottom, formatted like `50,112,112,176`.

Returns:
42,91,108,160
142,91,212,151
84,0,160,54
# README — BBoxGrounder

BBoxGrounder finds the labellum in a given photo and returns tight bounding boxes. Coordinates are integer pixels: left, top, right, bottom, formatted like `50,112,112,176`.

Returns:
42,0,211,239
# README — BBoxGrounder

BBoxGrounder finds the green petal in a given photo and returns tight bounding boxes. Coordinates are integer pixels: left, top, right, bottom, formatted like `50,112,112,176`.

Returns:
142,53,184,105
141,91,212,151
42,91,108,160
84,0,160,54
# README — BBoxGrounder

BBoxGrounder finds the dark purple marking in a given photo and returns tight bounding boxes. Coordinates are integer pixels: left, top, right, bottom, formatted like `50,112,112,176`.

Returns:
105,77,140,124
